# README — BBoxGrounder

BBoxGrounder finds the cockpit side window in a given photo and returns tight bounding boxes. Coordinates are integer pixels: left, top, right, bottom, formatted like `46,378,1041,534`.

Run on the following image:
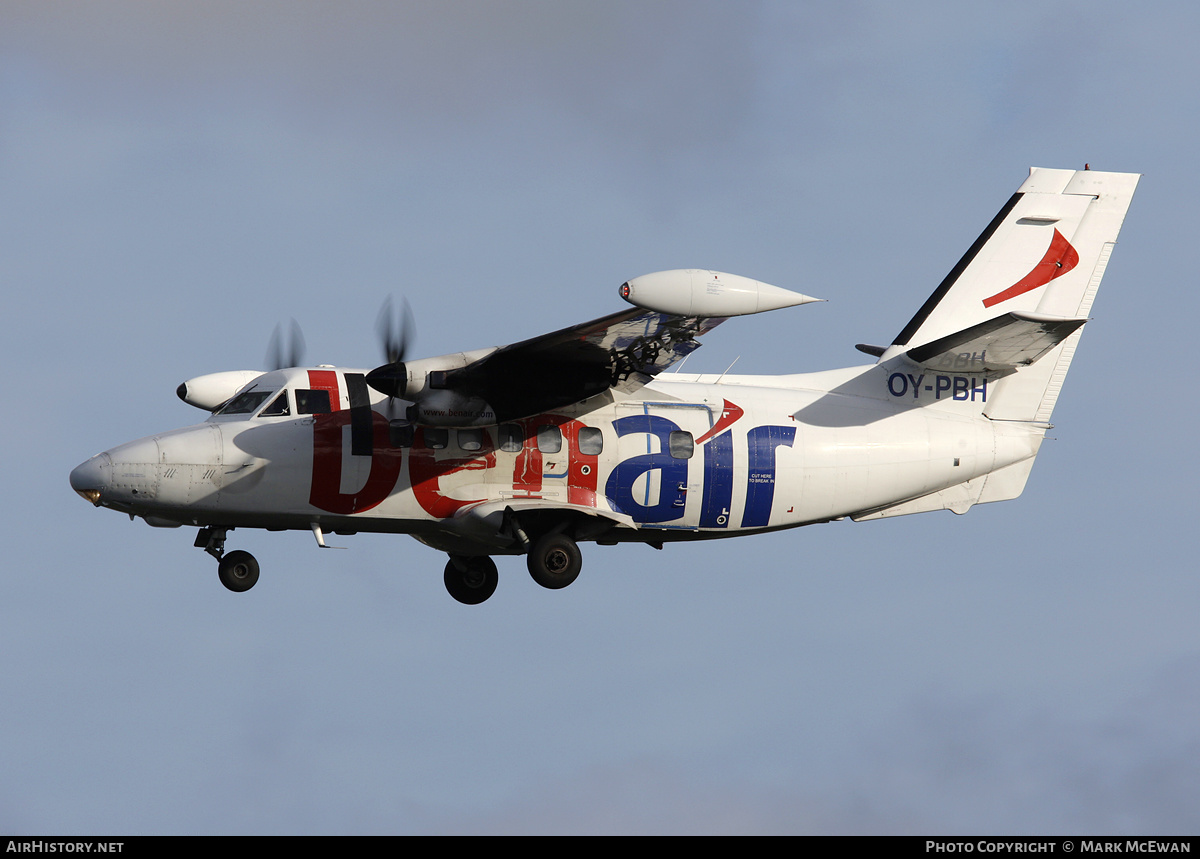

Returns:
217,389,272,416
296,389,332,415
260,391,291,417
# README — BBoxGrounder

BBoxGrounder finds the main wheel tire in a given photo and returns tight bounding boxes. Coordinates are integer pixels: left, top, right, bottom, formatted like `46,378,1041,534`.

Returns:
444,556,498,605
527,534,582,590
218,550,260,592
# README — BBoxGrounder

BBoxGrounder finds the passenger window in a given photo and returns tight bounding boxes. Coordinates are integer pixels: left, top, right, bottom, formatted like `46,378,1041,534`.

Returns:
389,422,414,448
458,428,483,452
669,430,694,459
577,427,603,455
425,428,448,450
260,391,290,417
498,424,523,453
296,389,332,415
537,425,562,454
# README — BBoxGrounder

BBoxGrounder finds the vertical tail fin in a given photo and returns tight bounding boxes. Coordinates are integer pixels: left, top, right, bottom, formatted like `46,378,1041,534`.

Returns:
882,167,1139,421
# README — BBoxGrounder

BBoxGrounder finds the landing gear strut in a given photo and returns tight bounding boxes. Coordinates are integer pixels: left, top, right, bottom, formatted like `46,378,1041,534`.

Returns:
444,555,498,605
196,527,260,593
527,533,582,590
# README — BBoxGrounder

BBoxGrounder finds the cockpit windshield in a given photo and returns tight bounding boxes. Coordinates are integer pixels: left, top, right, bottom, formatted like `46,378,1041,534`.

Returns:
216,388,274,416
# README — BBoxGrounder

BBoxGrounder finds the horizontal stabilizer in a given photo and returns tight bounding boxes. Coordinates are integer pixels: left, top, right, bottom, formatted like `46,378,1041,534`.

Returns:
905,311,1086,375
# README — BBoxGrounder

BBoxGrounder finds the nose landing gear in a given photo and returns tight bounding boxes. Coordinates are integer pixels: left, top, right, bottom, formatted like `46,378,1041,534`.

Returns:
196,527,260,593
217,550,260,592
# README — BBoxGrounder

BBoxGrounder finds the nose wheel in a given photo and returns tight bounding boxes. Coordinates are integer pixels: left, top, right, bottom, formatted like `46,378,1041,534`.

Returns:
218,550,260,592
196,527,260,593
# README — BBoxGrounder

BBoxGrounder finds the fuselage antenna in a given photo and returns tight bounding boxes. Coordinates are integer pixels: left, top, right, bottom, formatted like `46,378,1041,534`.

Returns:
715,356,740,385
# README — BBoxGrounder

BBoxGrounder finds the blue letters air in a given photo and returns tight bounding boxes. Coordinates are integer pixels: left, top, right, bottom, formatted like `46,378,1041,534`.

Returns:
606,412,795,529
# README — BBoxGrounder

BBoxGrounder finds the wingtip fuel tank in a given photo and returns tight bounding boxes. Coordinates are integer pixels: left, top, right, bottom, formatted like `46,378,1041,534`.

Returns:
618,269,821,317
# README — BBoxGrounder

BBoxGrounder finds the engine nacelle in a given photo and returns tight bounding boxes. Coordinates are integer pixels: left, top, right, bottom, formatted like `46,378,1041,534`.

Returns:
407,389,497,427
619,269,820,317
366,349,497,402
177,370,265,411
366,351,502,426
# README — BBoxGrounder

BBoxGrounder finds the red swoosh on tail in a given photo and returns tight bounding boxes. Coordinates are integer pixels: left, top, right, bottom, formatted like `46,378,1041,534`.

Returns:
982,228,1079,308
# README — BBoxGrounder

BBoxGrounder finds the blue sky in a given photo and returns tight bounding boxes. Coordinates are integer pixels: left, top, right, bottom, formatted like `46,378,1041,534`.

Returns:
3,1,1198,834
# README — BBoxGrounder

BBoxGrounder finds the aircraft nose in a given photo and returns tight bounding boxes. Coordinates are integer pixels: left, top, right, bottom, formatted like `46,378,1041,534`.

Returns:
69,453,111,504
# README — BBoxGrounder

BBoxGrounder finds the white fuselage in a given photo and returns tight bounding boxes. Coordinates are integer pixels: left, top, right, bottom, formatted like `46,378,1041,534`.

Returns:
73,364,1044,553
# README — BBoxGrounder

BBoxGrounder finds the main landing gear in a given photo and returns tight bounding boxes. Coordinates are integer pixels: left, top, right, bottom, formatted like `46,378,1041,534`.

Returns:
526,533,582,590
443,555,499,605
196,527,260,593
442,533,584,605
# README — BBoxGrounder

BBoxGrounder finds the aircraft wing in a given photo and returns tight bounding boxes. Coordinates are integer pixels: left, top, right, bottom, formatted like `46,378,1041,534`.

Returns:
367,270,818,423
435,308,726,420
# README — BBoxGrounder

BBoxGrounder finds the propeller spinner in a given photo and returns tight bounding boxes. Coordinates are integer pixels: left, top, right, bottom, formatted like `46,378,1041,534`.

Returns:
366,296,414,400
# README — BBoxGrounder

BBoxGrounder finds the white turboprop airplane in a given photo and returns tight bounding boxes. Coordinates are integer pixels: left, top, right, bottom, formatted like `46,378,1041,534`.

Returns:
70,167,1139,604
